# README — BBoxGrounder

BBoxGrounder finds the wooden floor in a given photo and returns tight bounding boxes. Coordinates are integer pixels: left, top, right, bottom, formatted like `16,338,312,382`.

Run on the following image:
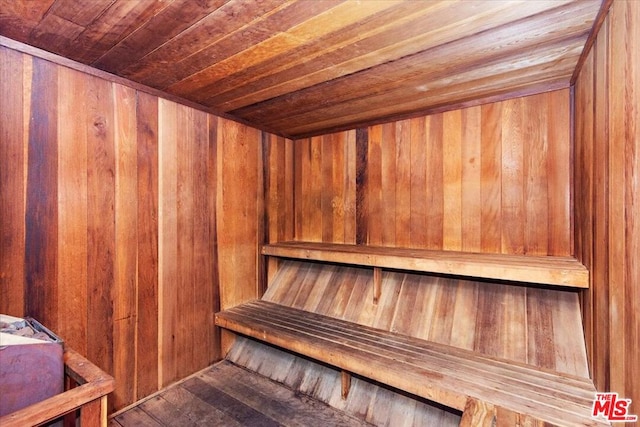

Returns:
109,361,372,427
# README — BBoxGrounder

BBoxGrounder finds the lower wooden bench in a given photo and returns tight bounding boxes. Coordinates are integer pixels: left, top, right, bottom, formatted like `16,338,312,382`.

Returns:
216,300,608,427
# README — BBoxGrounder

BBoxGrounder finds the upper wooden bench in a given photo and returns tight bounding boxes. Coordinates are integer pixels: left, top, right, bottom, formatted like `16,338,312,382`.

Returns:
262,241,589,288
216,300,607,426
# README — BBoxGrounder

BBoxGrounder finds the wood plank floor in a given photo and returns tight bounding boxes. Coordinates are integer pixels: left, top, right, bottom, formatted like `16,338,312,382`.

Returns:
109,361,373,427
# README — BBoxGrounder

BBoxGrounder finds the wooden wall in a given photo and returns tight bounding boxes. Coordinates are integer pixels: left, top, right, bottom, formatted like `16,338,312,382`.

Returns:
266,89,572,257
0,44,266,411
575,0,639,413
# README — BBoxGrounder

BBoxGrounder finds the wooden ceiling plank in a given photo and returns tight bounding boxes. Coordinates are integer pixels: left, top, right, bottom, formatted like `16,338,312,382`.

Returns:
282,71,573,138
142,0,348,91
0,0,57,41
64,0,173,64
258,41,581,137
202,0,597,112
186,0,455,105
264,59,578,137
171,0,567,102
230,5,596,128
28,12,85,55
92,0,230,73
118,0,288,83
48,0,115,27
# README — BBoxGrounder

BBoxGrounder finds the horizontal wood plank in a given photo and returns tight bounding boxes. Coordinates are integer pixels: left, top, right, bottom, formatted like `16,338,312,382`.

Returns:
216,300,606,426
262,242,589,288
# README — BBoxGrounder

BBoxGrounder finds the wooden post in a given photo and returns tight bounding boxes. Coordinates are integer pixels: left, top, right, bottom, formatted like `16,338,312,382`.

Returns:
341,370,351,400
373,267,382,304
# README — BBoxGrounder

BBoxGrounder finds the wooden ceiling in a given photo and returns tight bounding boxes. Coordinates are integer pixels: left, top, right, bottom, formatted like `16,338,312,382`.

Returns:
0,0,604,139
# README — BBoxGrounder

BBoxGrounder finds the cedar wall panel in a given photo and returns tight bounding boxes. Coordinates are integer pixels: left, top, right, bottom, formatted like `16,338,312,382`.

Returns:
268,90,572,257
575,0,639,412
0,45,266,411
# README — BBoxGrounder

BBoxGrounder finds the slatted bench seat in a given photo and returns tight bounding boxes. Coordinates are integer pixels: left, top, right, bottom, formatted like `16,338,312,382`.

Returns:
216,300,608,427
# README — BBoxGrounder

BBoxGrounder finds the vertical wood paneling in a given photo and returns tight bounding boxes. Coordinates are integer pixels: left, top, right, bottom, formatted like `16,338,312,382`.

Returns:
217,118,262,310
1,44,268,412
442,110,462,251
113,83,138,409
135,91,159,399
425,113,445,250
409,117,427,247
57,66,88,355
86,72,116,381
284,91,572,256
501,98,525,254
395,120,411,247
24,57,58,327
480,102,502,254
355,128,368,245
461,107,482,253
0,47,26,317
158,98,179,386
575,0,639,412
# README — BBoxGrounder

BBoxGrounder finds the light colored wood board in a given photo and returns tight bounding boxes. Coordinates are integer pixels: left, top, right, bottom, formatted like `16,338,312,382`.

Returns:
442,109,462,251
480,101,503,254
425,113,444,249
523,93,549,255
461,106,482,253
135,90,160,400
56,66,88,355
448,280,479,350
500,97,525,254
216,118,262,310
0,47,26,317
112,82,138,409
262,241,589,287
409,116,428,248
546,90,572,256
158,98,179,386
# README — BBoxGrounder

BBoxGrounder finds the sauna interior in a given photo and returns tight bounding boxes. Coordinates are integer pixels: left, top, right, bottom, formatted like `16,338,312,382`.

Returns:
0,0,638,425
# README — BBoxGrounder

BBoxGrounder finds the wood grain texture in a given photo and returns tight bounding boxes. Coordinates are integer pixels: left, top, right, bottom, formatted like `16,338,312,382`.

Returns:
24,57,59,328
282,91,572,257
218,298,599,426
258,260,590,378
0,0,602,138
135,90,160,399
0,44,271,412
574,0,640,414
0,47,26,317
263,241,588,288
